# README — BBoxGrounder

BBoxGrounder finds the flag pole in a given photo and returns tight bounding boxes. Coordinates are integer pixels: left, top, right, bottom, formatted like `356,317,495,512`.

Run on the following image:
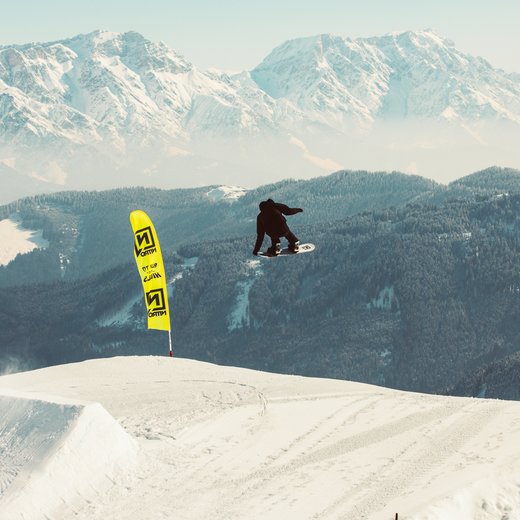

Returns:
168,328,173,357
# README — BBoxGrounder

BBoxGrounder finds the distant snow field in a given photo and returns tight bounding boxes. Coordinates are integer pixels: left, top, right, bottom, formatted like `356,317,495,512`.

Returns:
207,185,248,202
0,217,49,266
1,357,520,520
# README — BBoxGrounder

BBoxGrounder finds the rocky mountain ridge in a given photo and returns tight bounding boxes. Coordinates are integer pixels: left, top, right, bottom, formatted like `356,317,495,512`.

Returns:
1,30,519,200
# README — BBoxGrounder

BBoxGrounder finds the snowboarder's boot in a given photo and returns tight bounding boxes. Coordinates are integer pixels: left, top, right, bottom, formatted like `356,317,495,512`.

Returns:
267,243,282,256
288,240,300,253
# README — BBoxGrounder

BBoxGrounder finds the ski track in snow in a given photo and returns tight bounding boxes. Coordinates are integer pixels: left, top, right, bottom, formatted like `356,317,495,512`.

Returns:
316,400,499,519
204,398,491,520
1,357,520,520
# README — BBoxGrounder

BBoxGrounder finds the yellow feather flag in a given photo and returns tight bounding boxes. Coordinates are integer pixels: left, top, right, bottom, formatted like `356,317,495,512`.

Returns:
129,211,172,351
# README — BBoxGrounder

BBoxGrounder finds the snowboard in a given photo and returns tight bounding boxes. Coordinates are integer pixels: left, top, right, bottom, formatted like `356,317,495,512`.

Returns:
258,243,315,258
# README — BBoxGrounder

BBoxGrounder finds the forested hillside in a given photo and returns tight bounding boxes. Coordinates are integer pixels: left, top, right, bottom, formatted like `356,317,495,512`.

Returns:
449,352,520,400
1,188,519,398
451,166,520,193
171,194,520,394
0,169,439,287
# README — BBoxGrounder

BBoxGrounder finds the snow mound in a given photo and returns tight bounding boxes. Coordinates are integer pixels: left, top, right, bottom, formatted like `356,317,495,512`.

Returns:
0,391,137,520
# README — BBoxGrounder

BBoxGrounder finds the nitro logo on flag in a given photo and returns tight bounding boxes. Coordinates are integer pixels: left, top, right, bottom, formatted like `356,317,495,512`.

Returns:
134,226,157,257
146,288,167,317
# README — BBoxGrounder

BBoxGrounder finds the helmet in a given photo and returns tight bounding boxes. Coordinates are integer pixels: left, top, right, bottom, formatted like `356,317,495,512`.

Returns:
259,198,274,211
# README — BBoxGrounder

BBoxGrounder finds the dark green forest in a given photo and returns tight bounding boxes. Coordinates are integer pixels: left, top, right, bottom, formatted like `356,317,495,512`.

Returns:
171,194,520,394
0,169,442,287
0,168,519,400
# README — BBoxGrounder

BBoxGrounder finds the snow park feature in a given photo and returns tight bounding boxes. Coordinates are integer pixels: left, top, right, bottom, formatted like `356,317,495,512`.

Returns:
0,390,137,520
1,356,520,519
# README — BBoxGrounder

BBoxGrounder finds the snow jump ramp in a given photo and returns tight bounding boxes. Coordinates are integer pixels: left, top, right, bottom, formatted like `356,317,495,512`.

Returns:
0,391,137,520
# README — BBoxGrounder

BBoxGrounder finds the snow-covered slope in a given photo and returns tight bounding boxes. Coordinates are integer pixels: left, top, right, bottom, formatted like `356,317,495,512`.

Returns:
251,34,390,130
1,356,520,519
3,29,519,144
206,185,248,202
0,31,276,146
0,217,48,266
251,30,520,127
367,31,520,123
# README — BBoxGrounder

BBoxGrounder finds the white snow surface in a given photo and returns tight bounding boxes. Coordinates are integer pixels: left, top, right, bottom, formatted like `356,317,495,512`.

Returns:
1,356,520,519
0,390,137,520
0,217,49,266
207,185,248,202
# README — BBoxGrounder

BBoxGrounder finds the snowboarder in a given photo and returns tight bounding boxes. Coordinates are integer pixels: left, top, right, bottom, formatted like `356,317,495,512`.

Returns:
252,198,303,256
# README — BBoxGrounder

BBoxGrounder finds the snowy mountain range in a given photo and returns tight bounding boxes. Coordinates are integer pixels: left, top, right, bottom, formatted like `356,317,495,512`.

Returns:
1,29,520,201
2,356,520,520
252,31,520,127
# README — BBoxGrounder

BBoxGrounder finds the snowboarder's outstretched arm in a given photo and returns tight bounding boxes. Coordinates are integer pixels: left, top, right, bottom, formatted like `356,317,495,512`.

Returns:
275,203,303,216
252,216,265,255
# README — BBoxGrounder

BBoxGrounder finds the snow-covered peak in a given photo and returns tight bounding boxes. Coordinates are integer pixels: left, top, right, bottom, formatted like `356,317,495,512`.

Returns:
366,30,520,121
207,185,248,202
251,30,520,126
374,28,455,49
3,29,520,139
0,30,276,153
1,30,520,193
251,33,389,128
62,30,193,75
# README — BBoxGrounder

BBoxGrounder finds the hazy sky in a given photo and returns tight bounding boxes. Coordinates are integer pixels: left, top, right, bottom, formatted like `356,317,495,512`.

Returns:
1,0,519,72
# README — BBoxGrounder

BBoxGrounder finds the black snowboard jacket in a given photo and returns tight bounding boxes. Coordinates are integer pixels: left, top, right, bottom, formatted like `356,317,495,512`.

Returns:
253,199,303,254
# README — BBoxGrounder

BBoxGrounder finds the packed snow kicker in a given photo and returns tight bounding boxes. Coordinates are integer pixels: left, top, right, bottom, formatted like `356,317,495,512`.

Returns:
0,390,137,520
1,356,520,519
